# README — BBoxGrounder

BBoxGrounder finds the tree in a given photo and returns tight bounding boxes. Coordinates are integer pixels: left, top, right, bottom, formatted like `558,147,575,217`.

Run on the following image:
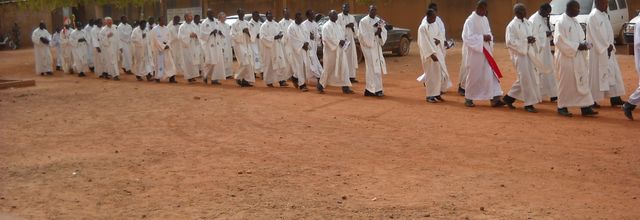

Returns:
18,0,153,11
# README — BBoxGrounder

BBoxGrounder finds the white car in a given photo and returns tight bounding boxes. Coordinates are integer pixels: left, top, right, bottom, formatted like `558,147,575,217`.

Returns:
224,14,266,26
549,0,629,43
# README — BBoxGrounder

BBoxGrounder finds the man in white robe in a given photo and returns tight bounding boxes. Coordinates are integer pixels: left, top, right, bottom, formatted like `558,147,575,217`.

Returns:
461,1,505,107
302,10,323,80
169,16,185,76
131,20,154,81
151,17,178,83
178,13,201,82
529,3,559,102
553,0,597,117
200,9,226,85
231,8,256,87
91,19,104,77
70,21,89,77
260,11,289,87
502,4,543,113
84,19,95,72
622,17,640,120
319,10,354,94
338,3,360,83
52,28,62,71
217,12,233,79
418,9,449,103
249,11,263,76
279,9,294,81
360,5,388,97
31,22,53,75
59,25,73,74
287,12,313,92
117,16,133,74
587,0,626,108
99,17,120,80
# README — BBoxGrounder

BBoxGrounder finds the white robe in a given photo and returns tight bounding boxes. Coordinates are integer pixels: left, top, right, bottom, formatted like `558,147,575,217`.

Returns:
31,28,53,74
259,20,288,85
52,32,62,68
462,11,503,100
199,18,225,81
320,20,351,88
91,26,103,75
117,22,133,72
553,13,594,108
178,21,201,80
231,20,256,83
70,28,89,74
279,18,294,79
417,20,449,97
587,8,625,101
59,28,73,73
151,25,177,79
337,13,359,78
249,19,263,73
169,21,184,75
505,17,542,106
99,25,120,77
359,15,388,93
302,19,323,78
131,27,153,76
218,21,233,77
83,24,94,68
529,11,559,99
287,22,313,86
630,19,640,105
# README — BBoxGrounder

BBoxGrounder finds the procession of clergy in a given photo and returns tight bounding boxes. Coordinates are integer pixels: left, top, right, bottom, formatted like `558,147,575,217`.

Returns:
30,0,640,120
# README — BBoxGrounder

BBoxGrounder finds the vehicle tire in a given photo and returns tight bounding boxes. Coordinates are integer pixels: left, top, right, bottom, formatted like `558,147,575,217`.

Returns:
394,36,410,56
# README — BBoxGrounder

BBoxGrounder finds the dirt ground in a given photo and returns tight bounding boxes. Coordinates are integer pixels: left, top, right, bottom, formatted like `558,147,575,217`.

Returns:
1,42,639,219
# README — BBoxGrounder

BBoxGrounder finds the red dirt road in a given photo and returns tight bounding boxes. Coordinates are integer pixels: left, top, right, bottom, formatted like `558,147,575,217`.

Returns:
1,43,639,219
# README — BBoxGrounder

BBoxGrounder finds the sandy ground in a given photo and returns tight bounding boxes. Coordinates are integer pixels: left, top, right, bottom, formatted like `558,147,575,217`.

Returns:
1,43,639,219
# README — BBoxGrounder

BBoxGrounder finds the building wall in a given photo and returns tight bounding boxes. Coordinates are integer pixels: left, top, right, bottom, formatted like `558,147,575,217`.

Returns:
0,3,53,48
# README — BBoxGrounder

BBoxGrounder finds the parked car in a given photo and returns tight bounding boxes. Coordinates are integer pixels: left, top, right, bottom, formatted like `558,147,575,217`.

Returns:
317,14,412,63
549,0,629,44
623,10,639,44
225,14,266,26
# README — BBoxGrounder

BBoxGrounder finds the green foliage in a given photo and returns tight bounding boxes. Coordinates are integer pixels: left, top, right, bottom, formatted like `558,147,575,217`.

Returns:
18,0,153,11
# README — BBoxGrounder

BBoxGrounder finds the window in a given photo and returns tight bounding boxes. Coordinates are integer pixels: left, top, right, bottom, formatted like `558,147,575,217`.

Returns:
617,0,627,9
609,0,617,10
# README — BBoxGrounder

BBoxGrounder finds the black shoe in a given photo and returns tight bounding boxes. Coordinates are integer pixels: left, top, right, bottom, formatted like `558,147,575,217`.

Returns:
591,102,601,109
155,79,161,83
112,76,120,81
46,72,53,75
136,76,143,81
203,78,208,84
350,78,359,83
550,97,558,103
267,83,274,87
524,105,538,113
211,80,221,85
465,99,475,107
291,77,299,89
610,96,625,107
435,95,445,102
342,86,354,94
375,91,385,97
169,76,177,83
622,103,636,120
503,95,516,109
317,83,324,93
457,85,465,96
364,90,376,97
241,79,253,87
279,80,289,87
146,74,153,81
581,107,598,117
40,72,45,76
557,107,572,117
300,84,309,92
89,67,95,72
56,66,61,71
426,96,438,103
491,96,506,107
78,72,86,77
226,75,233,79
101,73,109,79
126,70,133,75
236,79,243,86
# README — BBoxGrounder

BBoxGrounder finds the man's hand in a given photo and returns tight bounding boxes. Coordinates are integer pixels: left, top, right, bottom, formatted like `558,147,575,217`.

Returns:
339,40,346,47
434,38,441,46
608,44,614,58
430,54,438,62
164,45,170,50
96,47,101,53
303,42,309,51
546,31,553,37
78,38,86,43
218,30,224,37
527,36,536,44
578,43,589,51
256,33,260,39
483,34,492,42
210,30,217,36
190,32,198,38
346,23,354,29
375,28,382,38
243,28,250,35
274,34,283,40
373,23,379,28
310,33,315,40
39,37,49,45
